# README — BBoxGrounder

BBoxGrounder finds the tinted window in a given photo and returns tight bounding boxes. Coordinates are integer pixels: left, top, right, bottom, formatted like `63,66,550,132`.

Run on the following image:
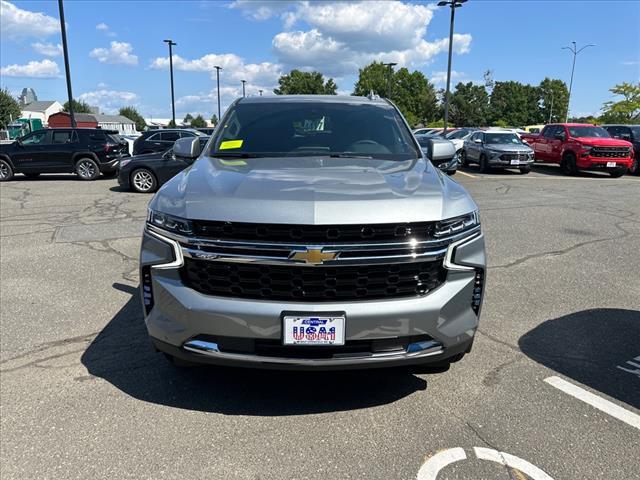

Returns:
211,101,420,160
568,126,610,138
52,130,73,144
416,136,430,148
21,131,48,145
629,127,640,138
448,129,469,139
161,132,180,142
147,133,160,141
543,126,558,138
179,131,196,138
87,130,107,142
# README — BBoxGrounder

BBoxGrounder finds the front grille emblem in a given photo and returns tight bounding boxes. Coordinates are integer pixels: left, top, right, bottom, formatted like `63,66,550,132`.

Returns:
290,248,338,265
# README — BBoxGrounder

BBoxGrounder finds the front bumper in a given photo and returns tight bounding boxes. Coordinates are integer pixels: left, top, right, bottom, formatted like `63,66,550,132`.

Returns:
487,153,534,168
140,229,486,370
577,155,632,170
99,156,128,173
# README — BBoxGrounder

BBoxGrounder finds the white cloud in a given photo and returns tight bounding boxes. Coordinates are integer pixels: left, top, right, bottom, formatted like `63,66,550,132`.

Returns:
229,0,298,20
97,82,109,88
430,70,466,85
77,89,139,114
0,59,60,78
150,53,281,86
31,42,63,57
0,0,59,40
96,22,109,31
621,60,639,66
90,41,138,66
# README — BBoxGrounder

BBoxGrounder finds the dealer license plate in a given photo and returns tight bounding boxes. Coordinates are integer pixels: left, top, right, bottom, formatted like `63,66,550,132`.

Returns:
283,315,345,346
510,159,521,165
606,162,617,167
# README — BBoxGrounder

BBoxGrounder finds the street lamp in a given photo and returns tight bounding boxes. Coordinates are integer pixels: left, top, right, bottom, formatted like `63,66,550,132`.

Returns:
58,0,75,128
382,62,397,99
437,0,467,134
241,80,246,98
163,39,177,126
562,41,595,122
214,66,222,121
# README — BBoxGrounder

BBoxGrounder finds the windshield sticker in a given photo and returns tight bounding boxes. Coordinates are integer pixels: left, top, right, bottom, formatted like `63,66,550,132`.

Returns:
219,139,243,150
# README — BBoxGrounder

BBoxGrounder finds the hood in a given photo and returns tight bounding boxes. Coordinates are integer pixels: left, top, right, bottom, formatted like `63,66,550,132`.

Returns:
150,156,477,224
572,137,632,147
484,143,533,153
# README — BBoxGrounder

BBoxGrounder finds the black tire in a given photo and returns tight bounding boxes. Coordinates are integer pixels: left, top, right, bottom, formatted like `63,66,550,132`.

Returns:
130,168,158,193
560,153,578,176
75,158,100,180
446,169,457,176
459,149,468,167
0,159,14,182
609,167,627,178
479,154,489,173
101,170,118,178
519,166,531,174
630,157,639,175
24,172,40,179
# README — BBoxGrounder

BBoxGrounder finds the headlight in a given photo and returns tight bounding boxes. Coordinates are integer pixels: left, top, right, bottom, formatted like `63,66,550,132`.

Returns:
434,211,480,238
147,209,193,235
119,158,132,168
581,145,593,154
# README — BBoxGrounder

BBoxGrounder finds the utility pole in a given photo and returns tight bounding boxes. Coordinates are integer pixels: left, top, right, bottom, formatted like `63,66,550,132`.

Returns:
163,39,177,125
58,0,76,128
438,0,467,134
259,89,263,96
214,66,222,120
562,41,595,122
241,80,246,98
382,62,397,99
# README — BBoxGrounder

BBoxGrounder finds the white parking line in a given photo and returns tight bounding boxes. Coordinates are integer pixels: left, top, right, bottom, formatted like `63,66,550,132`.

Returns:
416,448,467,479
474,447,555,480
617,356,640,378
456,170,477,178
544,376,640,430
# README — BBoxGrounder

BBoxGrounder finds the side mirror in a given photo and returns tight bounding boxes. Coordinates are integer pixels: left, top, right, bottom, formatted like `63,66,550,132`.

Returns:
554,132,566,141
173,137,201,159
474,138,482,144
620,133,631,141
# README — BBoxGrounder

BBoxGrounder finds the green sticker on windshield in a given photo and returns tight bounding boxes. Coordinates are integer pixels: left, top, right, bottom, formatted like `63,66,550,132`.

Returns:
219,139,243,150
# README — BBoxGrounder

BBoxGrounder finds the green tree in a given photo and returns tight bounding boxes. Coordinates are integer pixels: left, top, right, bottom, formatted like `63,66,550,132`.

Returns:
274,70,337,95
448,82,490,127
353,62,438,126
118,106,146,132
489,81,542,126
600,82,640,123
210,114,218,126
62,99,93,113
190,114,207,128
183,113,193,123
538,78,569,124
0,88,21,128
353,61,392,98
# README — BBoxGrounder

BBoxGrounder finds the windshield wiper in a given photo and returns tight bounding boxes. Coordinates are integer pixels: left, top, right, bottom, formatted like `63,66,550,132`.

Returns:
329,153,374,159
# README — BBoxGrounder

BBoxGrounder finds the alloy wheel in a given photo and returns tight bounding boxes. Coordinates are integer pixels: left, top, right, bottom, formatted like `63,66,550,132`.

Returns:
0,161,10,180
132,170,155,192
77,160,97,179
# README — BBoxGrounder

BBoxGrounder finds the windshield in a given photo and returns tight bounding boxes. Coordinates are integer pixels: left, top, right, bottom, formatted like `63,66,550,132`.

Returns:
484,133,521,145
629,127,640,138
209,101,420,160
568,126,610,138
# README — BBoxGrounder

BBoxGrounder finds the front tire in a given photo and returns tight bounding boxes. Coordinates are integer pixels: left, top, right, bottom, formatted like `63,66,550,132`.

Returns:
519,166,531,174
629,157,639,175
0,159,14,182
75,158,100,180
459,150,468,167
130,168,158,193
609,167,627,178
560,153,578,176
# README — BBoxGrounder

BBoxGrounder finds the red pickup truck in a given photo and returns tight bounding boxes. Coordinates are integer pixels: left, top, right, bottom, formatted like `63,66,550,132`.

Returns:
521,123,633,177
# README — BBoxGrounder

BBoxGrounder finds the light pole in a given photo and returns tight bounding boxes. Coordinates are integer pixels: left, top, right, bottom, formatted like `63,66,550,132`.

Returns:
437,0,467,134
58,0,75,128
259,89,263,96
562,41,595,122
214,66,222,120
163,39,177,126
381,62,397,99
241,80,246,98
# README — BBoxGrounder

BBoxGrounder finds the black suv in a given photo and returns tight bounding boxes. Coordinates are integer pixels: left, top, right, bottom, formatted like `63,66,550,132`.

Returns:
132,129,205,156
603,125,640,175
0,128,129,182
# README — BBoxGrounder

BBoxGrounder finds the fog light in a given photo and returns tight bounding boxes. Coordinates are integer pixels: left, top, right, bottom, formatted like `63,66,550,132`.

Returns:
472,269,484,315
141,266,154,315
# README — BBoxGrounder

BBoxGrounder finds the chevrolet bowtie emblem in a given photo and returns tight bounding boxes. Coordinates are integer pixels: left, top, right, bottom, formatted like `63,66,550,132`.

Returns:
290,248,338,265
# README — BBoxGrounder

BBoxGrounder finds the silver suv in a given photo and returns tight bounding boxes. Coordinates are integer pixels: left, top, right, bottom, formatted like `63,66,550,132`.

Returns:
140,95,486,370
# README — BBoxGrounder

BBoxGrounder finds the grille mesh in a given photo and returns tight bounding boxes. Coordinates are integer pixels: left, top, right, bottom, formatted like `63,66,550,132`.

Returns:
182,258,446,302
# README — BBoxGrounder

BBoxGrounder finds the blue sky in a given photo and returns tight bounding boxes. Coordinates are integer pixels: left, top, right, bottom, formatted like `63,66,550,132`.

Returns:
1,0,638,121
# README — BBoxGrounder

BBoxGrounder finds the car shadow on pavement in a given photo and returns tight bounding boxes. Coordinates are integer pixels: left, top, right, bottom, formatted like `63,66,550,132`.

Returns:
519,308,640,409
81,283,428,415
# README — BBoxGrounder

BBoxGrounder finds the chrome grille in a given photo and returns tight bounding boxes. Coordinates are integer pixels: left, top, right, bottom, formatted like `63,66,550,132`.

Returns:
591,147,630,158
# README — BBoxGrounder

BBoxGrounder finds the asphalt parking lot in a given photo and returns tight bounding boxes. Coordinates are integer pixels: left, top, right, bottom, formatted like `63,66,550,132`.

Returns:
1,165,639,480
